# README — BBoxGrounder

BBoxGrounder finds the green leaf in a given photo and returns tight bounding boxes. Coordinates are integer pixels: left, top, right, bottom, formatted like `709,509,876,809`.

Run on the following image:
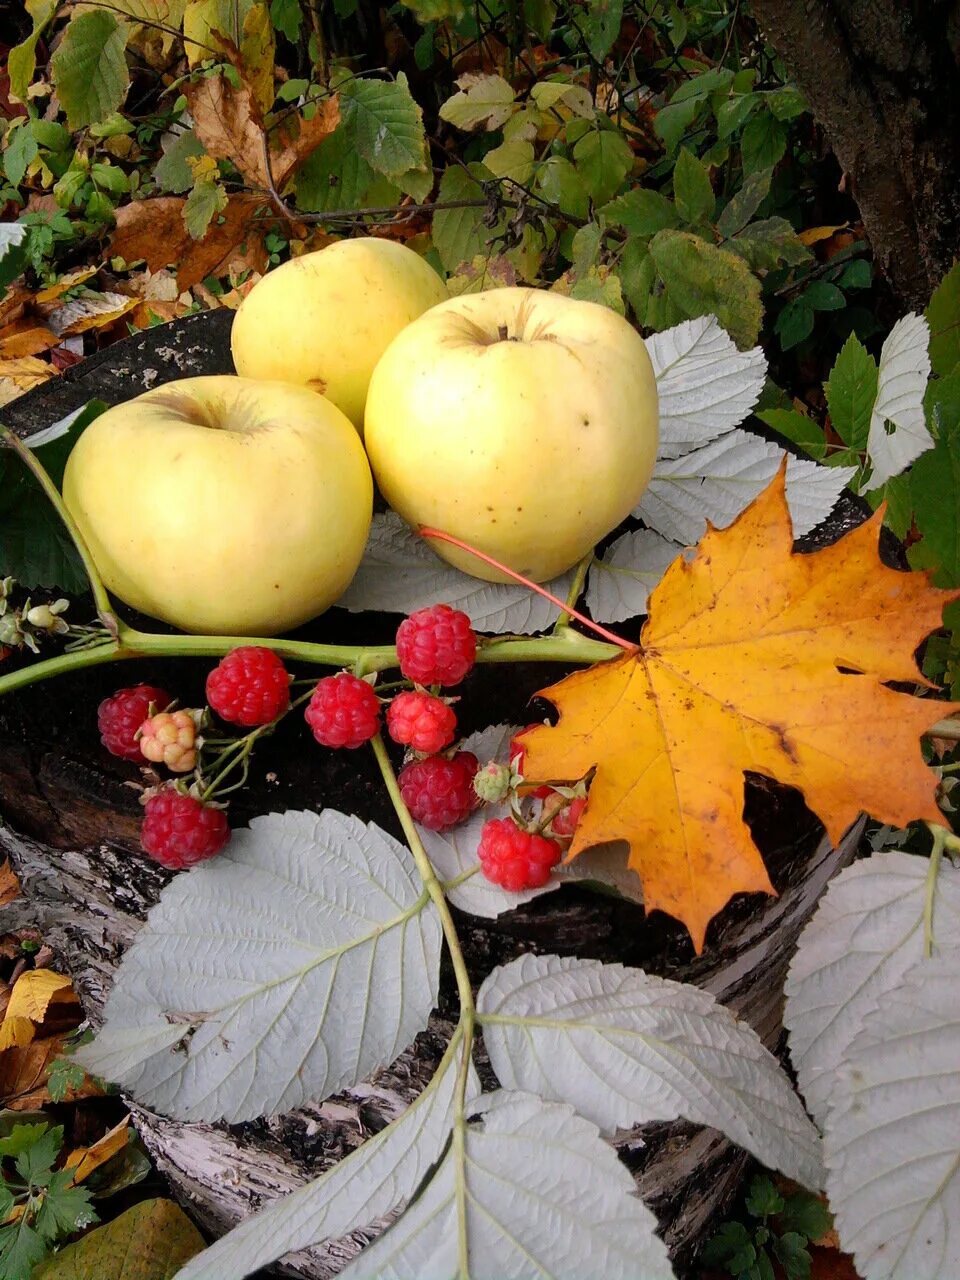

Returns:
772,1231,812,1280
13,1124,62,1184
741,112,787,175
582,0,623,60
768,85,807,121
295,124,385,212
926,261,960,377
0,1217,47,1280
715,91,760,138
3,123,39,188
153,130,207,194
0,1186,13,1222
728,216,810,270
804,279,845,311
838,257,871,290
433,163,506,272
573,128,633,206
0,1122,53,1160
825,332,878,450
779,1189,833,1241
654,96,701,154
566,266,624,312
907,371,960,585
47,1057,88,1104
50,11,131,130
745,1175,784,1220
673,147,714,225
649,228,762,349
616,237,656,322
33,1198,205,1280
7,0,57,102
270,0,303,41
0,401,107,591
340,73,429,180
601,187,678,235
482,139,534,184
536,155,590,221
757,408,826,461
439,74,516,132
524,0,556,40
570,221,602,275
716,166,772,238
34,1171,97,1243
776,298,814,350
702,1220,755,1271
182,175,228,239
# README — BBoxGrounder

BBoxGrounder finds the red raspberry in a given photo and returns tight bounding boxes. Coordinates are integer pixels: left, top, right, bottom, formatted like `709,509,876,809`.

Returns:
140,789,229,870
478,817,561,891
510,724,552,800
98,684,172,761
387,691,457,755
305,672,380,749
399,751,479,831
550,795,587,838
206,647,291,727
396,605,476,687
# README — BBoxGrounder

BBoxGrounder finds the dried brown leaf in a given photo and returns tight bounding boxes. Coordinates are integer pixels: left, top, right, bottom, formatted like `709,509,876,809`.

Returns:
0,860,19,908
183,72,268,189
0,324,59,359
270,94,341,188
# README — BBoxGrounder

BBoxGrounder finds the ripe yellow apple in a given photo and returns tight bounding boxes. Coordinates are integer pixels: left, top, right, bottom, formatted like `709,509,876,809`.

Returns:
364,287,659,583
62,376,373,635
230,237,448,431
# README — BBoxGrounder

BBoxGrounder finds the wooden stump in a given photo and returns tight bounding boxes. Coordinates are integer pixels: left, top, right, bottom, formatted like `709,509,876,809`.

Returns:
0,314,863,1277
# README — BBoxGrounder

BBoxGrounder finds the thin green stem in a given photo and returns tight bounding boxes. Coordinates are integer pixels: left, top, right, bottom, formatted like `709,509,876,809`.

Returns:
0,425,118,636
552,552,594,636
924,824,948,958
370,730,476,1277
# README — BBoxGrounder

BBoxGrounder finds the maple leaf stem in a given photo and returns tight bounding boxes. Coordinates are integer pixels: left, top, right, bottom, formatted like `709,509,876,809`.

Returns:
417,526,638,653
921,823,960,957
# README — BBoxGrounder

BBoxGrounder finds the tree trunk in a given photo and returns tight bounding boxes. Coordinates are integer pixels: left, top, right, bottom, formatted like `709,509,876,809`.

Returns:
751,0,960,309
0,313,864,1276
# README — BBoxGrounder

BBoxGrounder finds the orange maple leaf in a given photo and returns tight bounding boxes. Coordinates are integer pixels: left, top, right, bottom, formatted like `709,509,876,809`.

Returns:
521,467,960,950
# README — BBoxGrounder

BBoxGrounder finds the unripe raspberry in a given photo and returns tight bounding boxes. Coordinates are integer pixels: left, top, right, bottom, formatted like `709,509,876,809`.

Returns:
386,690,457,755
473,761,513,804
139,709,200,773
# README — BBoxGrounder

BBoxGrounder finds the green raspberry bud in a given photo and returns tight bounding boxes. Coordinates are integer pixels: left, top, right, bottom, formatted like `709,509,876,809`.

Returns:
473,760,513,804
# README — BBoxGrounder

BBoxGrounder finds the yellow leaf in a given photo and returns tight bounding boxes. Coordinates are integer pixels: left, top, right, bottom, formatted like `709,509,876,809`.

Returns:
0,1017,35,1050
182,0,254,64
0,355,56,406
34,266,99,303
240,2,275,115
65,1118,131,1183
6,969,74,1024
522,466,960,950
797,223,849,247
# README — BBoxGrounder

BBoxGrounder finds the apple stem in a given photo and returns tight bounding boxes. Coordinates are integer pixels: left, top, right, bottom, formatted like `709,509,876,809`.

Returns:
417,526,638,653
0,424,119,638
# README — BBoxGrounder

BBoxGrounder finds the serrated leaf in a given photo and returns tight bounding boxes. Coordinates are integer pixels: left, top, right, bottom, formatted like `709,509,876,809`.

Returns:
14,1124,62,1182
174,1044,466,1280
824,956,960,1280
650,229,762,349
585,528,680,622
644,314,767,458
336,512,573,633
418,725,561,917
536,155,590,221
33,1197,203,1280
825,333,878,452
33,1170,96,1243
7,0,57,103
182,175,228,239
602,187,679,235
728,216,811,270
3,124,39,188
716,167,772,238
573,129,634,205
757,408,827,461
75,810,441,1123
239,2,275,114
478,954,824,1187
784,850,960,1128
863,313,933,490
50,11,131,130
335,1091,677,1280
582,0,623,60
438,74,516,131
926,261,960,377
295,124,386,213
340,74,428,180
482,138,534,183
741,112,787,175
0,1218,47,1280
636,428,855,543
907,372,960,584
673,147,714,224
153,129,207,194
432,163,505,273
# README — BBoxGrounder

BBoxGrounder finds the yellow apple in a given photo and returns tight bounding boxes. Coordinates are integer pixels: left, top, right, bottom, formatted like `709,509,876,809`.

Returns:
230,237,448,431
364,287,659,583
62,376,373,635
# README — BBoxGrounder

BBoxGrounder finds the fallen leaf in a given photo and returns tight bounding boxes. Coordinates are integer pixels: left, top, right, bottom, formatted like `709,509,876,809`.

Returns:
183,72,269,189
0,354,56,405
48,291,139,336
0,860,19,907
0,1016,35,1050
5,969,74,1024
33,1197,205,1279
0,1034,64,1104
34,267,99,303
0,324,59,358
270,94,341,188
521,465,960,949
65,1118,130,1184
797,223,848,247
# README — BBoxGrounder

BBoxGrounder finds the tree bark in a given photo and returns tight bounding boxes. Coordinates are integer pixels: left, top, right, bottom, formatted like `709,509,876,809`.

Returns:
751,0,960,309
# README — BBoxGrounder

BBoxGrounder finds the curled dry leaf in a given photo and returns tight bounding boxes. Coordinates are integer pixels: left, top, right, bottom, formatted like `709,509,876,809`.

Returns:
0,355,57,407
0,324,59,359
183,72,269,190
521,464,960,950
